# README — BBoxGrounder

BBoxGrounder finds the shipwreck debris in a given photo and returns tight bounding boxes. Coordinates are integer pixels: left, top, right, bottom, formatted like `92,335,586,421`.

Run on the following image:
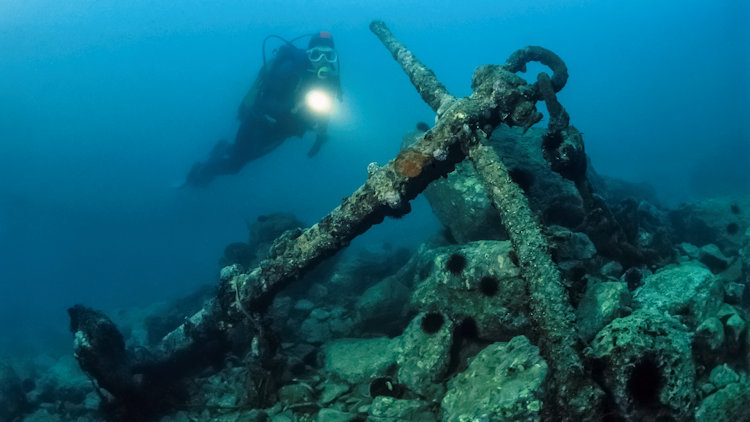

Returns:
69,20,613,420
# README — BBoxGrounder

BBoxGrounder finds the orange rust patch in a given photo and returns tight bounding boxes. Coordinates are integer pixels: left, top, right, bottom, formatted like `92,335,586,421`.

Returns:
394,149,430,178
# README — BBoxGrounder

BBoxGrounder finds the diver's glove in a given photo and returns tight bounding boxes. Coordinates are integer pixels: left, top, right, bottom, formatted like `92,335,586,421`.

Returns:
184,162,212,187
307,132,328,157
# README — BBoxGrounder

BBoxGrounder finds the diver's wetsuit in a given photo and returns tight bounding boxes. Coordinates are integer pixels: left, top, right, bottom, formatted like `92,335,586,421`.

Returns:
185,44,331,187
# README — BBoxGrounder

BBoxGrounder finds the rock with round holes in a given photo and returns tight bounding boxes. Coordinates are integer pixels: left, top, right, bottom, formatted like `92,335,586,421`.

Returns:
441,336,547,422
394,312,454,400
591,309,695,421
409,241,528,341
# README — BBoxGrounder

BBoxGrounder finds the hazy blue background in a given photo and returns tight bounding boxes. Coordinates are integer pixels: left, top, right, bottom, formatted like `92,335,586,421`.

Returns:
1,0,747,355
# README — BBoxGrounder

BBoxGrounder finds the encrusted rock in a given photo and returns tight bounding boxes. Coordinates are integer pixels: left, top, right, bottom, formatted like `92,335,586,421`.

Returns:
549,225,597,261
678,242,701,260
725,313,746,343
670,196,750,256
633,262,720,327
301,315,332,345
441,336,547,422
422,160,508,243
576,281,631,342
417,126,595,244
317,408,356,422
708,364,739,390
715,303,748,346
695,381,750,422
322,248,411,298
294,299,315,313
220,264,241,282
591,309,695,421
600,261,624,278
723,281,745,305
24,409,63,422
300,307,355,344
615,199,674,263
324,337,398,384
699,244,731,273
356,276,411,336
271,411,295,422
395,313,454,399
494,126,587,228
318,381,350,405
307,283,330,302
716,303,739,321
695,317,725,352
368,396,436,422
278,382,315,408
409,241,528,340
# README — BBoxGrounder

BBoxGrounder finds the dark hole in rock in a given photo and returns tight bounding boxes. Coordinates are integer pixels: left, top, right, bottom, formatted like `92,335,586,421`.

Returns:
508,250,520,267
445,317,487,378
302,349,319,368
602,411,627,422
569,265,587,284
587,359,626,422
566,265,589,308
21,378,35,393
446,253,467,275
727,222,739,235
421,312,445,334
508,167,535,193
479,276,500,297
624,268,643,291
289,360,307,376
588,358,607,383
456,318,478,339
370,377,403,398
673,306,692,320
627,358,663,409
731,203,740,214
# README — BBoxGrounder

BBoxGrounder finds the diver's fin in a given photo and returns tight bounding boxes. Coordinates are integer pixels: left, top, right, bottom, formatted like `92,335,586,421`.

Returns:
171,180,188,190
210,139,230,159
173,162,205,190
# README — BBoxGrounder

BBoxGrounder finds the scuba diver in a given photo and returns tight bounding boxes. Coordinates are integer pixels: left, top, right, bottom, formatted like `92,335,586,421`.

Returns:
183,31,342,187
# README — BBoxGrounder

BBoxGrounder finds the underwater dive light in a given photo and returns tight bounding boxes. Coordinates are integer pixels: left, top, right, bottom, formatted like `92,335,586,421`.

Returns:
305,89,333,114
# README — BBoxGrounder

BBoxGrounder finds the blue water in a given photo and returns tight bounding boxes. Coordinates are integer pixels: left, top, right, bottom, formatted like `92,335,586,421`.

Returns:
0,0,747,355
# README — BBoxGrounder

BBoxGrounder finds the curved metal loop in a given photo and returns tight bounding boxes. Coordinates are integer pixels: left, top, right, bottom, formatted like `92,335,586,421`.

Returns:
503,46,569,93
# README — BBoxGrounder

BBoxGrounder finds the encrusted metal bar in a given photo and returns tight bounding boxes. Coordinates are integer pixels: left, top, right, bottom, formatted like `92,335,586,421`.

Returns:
466,137,601,420
369,20,454,114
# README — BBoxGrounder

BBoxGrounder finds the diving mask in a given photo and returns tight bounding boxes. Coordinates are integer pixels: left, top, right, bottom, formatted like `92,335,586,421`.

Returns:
307,46,338,64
